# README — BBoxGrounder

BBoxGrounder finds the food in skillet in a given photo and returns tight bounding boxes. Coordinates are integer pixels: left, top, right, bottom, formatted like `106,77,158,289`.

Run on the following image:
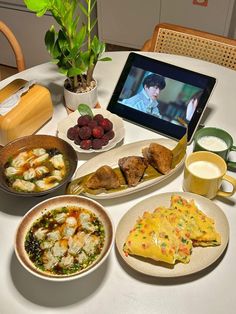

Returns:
24,205,105,275
4,148,69,192
123,195,221,265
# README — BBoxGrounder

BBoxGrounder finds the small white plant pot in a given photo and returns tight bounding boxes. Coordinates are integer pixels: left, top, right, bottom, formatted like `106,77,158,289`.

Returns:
64,80,98,111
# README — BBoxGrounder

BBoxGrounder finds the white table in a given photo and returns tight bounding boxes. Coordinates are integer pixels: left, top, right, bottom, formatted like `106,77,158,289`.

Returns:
0,52,236,314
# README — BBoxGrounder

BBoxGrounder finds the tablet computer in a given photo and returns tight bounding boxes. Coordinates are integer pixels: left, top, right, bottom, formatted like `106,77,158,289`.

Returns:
107,52,216,143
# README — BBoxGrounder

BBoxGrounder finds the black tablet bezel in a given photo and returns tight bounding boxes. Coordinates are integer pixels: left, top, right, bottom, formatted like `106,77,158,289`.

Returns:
107,52,216,143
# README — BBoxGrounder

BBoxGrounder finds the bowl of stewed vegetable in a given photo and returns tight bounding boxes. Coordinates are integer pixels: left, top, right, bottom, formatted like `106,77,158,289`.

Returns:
15,195,114,281
0,134,78,196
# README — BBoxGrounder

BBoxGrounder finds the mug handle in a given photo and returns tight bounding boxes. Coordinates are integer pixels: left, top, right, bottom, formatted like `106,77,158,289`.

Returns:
227,145,236,170
217,174,236,197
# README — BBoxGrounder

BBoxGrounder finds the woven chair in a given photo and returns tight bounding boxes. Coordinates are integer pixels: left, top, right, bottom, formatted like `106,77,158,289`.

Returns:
0,20,25,79
142,23,236,71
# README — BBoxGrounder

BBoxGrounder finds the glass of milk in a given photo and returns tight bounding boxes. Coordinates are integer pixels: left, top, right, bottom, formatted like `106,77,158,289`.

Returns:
193,127,236,171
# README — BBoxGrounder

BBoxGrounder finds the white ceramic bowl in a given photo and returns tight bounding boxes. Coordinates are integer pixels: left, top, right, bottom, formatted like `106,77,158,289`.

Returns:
57,108,125,153
15,195,114,281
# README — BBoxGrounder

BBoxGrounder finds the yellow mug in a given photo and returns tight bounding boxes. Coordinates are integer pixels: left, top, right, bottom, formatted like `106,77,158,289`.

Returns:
183,151,236,199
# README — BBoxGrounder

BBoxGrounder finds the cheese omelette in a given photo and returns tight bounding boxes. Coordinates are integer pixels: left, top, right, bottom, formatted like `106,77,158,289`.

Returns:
123,195,221,265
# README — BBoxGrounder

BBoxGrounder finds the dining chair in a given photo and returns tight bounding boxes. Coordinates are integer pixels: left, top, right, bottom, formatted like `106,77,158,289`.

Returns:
0,20,25,79
142,23,236,71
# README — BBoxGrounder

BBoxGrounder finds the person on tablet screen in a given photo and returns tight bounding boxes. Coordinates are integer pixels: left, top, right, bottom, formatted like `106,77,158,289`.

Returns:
121,74,166,117
185,90,202,122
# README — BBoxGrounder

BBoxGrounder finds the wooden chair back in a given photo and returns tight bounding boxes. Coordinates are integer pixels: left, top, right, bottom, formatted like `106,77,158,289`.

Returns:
0,20,25,76
142,23,236,71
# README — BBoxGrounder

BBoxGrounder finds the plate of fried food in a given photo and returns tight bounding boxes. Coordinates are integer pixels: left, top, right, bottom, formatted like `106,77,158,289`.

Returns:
116,192,229,277
66,136,186,199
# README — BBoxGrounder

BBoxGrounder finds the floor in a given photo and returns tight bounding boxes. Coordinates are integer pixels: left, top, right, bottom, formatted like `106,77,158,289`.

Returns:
0,43,138,81
0,65,17,147
0,64,18,80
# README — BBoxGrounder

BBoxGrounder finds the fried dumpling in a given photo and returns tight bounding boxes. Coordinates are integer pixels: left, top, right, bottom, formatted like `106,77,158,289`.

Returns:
118,156,148,187
85,165,120,190
142,143,173,174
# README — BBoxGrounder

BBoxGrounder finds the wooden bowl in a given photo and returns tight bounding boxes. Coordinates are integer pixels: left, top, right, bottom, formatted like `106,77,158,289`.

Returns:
15,195,114,281
0,134,78,196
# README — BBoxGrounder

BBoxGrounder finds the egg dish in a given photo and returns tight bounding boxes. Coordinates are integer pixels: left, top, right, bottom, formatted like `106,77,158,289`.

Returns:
123,195,221,265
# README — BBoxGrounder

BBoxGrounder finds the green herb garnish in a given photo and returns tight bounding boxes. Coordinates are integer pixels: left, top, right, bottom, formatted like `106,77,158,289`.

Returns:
77,104,94,117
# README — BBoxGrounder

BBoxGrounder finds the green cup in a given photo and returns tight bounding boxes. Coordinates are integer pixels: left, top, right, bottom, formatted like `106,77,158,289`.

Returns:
193,127,236,171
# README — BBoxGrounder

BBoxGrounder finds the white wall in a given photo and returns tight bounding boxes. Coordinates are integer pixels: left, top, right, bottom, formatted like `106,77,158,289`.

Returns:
0,0,98,68
160,0,235,37
97,0,236,49
1,0,236,69
228,0,236,38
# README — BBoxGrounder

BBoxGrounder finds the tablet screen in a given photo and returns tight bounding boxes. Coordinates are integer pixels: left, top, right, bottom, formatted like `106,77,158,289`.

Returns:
107,53,216,143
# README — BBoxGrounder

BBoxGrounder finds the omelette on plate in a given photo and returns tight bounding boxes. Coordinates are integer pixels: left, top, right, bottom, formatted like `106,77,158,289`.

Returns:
123,195,221,265
170,195,221,247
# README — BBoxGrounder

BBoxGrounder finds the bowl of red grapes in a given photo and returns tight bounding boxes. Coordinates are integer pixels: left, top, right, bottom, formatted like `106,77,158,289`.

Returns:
57,108,125,153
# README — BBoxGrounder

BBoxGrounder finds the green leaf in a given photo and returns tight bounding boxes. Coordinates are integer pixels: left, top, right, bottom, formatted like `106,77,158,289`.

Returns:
58,67,68,75
90,18,98,31
91,36,100,55
71,16,80,36
90,0,97,13
78,2,88,17
77,104,94,117
68,67,84,77
37,7,48,17
51,41,61,59
67,47,79,60
100,42,106,55
51,58,59,64
45,28,55,52
58,30,69,52
99,57,112,61
24,0,49,12
75,25,87,49
64,9,73,35
71,0,78,14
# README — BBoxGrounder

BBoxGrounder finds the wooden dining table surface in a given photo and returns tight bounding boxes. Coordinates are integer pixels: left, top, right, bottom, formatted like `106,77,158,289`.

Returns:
0,51,236,314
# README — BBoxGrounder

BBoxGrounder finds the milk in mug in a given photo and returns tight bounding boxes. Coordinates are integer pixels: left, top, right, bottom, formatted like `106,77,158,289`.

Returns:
188,160,221,179
198,136,228,152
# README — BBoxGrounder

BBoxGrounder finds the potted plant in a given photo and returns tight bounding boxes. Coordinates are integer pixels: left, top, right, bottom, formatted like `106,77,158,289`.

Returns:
24,0,111,110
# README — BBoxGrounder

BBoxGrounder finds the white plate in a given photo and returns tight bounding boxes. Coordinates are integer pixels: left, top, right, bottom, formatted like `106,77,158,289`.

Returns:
57,108,125,153
74,138,185,199
116,192,229,277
